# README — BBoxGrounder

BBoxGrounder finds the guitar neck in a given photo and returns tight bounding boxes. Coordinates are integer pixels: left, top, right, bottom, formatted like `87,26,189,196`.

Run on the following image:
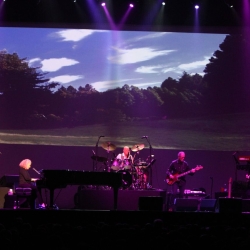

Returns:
177,169,193,178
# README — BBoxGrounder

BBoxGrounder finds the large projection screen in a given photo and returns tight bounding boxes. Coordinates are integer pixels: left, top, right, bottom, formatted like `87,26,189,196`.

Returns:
1,26,249,152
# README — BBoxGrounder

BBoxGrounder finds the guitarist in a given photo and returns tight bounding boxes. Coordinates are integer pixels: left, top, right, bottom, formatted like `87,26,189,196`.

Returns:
166,151,196,202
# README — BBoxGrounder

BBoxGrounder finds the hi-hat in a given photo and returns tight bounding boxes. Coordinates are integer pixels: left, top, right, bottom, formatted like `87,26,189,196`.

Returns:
91,155,108,163
101,142,116,151
131,144,144,152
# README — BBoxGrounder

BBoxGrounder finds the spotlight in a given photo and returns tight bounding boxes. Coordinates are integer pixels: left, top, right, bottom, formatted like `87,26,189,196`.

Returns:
101,2,105,6
129,4,134,8
224,0,234,8
194,5,199,9
162,2,166,6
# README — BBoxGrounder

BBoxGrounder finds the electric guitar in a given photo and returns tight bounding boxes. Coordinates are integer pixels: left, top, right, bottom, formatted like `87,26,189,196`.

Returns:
165,165,203,185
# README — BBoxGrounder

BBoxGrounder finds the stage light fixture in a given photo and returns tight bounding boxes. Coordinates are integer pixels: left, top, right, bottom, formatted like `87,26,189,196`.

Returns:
224,0,234,8
129,3,134,8
101,2,105,6
194,5,199,9
162,2,166,6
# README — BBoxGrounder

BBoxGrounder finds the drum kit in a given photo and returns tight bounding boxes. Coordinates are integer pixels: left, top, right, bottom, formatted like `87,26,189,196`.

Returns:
91,141,152,190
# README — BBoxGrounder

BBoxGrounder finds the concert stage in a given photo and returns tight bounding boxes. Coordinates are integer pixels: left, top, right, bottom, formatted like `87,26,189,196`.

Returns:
2,187,250,213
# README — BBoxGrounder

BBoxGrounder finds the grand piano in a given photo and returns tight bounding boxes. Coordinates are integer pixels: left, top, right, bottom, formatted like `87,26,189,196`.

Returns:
36,170,123,210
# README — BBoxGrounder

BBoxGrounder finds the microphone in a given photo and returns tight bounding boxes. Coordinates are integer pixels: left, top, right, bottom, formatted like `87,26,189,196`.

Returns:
92,150,96,155
141,136,148,139
32,168,41,175
99,135,105,138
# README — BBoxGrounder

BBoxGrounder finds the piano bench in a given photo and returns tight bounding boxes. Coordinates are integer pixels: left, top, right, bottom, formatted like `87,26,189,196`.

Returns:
15,188,32,209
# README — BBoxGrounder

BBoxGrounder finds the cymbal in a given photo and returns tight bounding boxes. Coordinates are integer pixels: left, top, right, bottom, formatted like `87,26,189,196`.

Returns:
91,155,108,163
131,144,144,152
101,142,116,151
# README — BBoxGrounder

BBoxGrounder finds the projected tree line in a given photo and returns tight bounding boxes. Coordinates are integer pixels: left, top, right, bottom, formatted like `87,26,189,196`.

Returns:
0,33,249,130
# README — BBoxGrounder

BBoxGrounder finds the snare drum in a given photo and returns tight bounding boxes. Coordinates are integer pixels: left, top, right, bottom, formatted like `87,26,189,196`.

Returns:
117,170,132,189
122,158,132,170
111,159,121,171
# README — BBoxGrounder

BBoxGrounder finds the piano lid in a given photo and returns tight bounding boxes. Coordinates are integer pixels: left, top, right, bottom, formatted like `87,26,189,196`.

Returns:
38,170,123,189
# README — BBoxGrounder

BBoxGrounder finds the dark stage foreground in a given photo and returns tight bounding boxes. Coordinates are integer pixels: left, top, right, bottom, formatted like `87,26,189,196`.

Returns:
1,209,250,249
1,208,250,226
2,188,250,248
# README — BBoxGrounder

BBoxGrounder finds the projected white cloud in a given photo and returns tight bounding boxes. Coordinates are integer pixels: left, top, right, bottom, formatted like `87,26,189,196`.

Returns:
0,27,227,92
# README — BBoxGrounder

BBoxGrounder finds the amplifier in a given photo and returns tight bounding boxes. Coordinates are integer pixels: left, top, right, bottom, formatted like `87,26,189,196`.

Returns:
184,189,207,199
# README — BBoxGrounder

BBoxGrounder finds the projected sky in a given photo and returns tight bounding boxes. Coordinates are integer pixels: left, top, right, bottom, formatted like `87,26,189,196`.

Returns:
0,27,227,92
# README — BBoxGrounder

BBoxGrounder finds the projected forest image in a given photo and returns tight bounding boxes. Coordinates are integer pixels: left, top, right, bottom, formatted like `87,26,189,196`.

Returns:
0,27,249,151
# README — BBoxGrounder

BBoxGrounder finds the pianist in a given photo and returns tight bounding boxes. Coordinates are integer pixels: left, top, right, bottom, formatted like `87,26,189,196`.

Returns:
19,159,45,209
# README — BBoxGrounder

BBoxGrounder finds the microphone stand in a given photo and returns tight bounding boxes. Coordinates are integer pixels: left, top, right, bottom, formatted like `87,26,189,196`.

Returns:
145,137,153,188
133,151,139,164
210,177,213,199
106,143,111,172
93,136,102,172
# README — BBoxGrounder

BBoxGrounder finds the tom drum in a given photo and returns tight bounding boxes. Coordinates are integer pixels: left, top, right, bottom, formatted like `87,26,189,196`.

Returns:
111,159,121,171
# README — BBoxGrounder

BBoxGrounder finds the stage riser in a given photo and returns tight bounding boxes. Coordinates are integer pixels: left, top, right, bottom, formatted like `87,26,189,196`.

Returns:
218,198,242,213
75,189,166,211
173,198,244,213
200,199,217,212
174,198,200,212
242,199,250,212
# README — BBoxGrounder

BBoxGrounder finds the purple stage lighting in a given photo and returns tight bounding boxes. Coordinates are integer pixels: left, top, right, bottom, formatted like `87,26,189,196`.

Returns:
195,5,199,9
101,2,105,6
129,3,134,8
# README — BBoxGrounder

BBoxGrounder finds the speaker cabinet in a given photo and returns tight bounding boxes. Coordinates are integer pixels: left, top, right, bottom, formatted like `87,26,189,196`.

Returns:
138,196,163,211
77,189,166,210
200,199,217,212
218,197,242,213
242,199,250,212
174,198,199,212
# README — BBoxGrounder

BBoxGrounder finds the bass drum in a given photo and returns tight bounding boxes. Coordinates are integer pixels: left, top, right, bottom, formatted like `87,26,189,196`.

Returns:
117,170,132,189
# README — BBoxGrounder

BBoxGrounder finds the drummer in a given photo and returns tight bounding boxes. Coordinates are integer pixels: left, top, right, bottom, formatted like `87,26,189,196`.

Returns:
115,146,134,170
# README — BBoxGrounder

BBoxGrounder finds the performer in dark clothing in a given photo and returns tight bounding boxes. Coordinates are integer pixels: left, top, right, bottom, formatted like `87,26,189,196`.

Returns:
166,151,196,199
18,159,45,209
